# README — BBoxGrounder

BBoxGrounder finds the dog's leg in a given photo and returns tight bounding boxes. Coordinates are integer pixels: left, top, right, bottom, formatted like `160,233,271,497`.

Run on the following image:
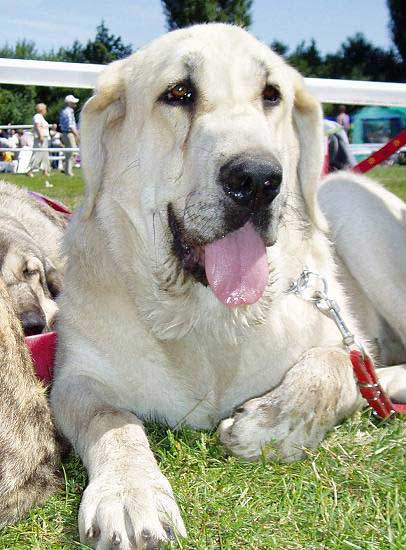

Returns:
376,364,406,403
51,375,186,549
219,347,361,462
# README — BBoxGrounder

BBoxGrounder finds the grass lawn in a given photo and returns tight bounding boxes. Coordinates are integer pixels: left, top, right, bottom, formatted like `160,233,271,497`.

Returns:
0,166,405,549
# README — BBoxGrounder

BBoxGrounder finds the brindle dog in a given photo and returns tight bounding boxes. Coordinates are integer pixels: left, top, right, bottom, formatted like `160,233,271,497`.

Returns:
0,181,67,336
0,277,60,527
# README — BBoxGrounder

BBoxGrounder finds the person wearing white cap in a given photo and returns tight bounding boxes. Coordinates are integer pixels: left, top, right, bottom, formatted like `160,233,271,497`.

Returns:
26,103,50,178
59,94,80,176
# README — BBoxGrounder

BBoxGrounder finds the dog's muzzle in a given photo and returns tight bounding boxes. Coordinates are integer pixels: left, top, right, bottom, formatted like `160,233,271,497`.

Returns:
20,310,46,336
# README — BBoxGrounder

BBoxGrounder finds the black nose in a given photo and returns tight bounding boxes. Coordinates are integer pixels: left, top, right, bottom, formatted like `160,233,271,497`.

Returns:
20,310,46,336
219,152,282,209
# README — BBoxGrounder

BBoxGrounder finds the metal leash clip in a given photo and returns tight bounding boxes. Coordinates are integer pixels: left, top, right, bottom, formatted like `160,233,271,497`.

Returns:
289,268,396,420
289,269,362,352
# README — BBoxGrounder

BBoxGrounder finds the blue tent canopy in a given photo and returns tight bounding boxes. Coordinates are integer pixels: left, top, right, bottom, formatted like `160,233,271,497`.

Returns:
352,106,406,144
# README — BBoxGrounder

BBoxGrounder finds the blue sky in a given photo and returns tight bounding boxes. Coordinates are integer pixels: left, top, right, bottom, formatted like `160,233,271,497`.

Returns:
0,0,393,55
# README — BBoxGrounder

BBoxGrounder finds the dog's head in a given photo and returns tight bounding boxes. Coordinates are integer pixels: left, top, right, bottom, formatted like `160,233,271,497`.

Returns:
79,24,323,317
0,234,62,336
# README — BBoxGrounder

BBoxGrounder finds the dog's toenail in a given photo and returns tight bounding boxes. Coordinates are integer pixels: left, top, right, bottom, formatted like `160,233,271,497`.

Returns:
142,529,152,540
164,524,175,540
86,526,100,539
111,532,121,545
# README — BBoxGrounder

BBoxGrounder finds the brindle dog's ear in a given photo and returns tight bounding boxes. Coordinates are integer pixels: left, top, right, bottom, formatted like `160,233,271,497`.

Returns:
44,258,63,298
80,57,132,220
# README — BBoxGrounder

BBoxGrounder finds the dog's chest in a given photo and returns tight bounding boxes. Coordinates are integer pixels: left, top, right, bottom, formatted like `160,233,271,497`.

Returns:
113,325,310,429
93,292,339,429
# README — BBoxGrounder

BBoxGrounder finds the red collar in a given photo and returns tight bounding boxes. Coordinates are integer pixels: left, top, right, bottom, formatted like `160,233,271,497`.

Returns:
26,331,56,383
25,192,71,382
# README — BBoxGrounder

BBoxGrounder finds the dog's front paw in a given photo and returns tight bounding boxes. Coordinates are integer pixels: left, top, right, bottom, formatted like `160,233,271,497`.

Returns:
218,396,316,463
79,472,186,549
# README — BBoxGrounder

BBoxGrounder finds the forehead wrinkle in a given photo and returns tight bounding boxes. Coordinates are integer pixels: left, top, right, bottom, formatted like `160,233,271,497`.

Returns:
252,57,269,80
159,51,204,88
251,52,288,84
181,51,205,79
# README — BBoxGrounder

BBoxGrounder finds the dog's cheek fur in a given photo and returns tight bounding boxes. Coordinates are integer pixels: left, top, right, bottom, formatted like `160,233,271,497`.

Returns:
6,281,40,319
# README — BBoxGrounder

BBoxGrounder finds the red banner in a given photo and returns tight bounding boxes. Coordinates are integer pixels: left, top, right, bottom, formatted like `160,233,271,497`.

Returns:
353,130,406,173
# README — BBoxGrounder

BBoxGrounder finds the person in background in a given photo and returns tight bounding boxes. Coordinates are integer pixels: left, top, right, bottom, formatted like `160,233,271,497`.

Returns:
5,129,19,162
2,151,12,162
8,129,19,149
17,129,28,147
26,103,50,178
49,123,62,170
336,105,351,135
0,130,9,148
324,119,356,172
59,94,80,176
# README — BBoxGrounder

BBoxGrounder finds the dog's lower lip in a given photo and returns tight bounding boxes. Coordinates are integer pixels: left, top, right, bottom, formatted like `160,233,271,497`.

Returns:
168,204,208,285
167,204,273,286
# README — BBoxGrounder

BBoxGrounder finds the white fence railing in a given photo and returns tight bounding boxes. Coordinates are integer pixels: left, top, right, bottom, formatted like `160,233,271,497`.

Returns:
3,145,404,156
0,124,39,130
350,143,405,155
0,147,78,153
0,58,405,174
1,58,406,107
0,58,99,89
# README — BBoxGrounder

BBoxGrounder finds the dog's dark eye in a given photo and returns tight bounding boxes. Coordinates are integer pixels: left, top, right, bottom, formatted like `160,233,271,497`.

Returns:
23,269,37,279
263,85,281,106
161,82,195,105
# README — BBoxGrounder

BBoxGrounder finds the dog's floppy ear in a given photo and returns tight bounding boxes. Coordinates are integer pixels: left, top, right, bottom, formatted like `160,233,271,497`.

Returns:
290,68,328,230
44,258,63,298
80,57,131,219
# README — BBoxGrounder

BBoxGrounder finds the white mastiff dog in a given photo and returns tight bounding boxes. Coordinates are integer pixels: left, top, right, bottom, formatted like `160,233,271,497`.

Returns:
51,24,406,549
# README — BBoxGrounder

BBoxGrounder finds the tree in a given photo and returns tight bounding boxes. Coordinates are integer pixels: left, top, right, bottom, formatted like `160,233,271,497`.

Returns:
288,39,323,77
0,87,36,125
387,0,406,63
0,21,133,124
82,20,132,64
162,0,252,30
323,33,404,82
0,39,39,60
59,21,132,64
270,40,289,57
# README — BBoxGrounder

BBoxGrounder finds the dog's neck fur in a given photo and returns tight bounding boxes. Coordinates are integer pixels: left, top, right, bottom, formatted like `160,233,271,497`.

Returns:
66,197,333,347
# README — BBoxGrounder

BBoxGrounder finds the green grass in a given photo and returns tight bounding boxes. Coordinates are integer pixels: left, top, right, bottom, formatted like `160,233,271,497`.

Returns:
369,166,406,200
0,166,405,549
2,169,85,211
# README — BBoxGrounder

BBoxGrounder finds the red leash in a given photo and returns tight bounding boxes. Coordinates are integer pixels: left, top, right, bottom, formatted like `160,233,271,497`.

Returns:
349,350,400,418
290,269,405,419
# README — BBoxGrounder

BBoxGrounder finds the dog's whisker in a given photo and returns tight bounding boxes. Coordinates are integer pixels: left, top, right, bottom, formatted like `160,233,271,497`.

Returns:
110,158,141,187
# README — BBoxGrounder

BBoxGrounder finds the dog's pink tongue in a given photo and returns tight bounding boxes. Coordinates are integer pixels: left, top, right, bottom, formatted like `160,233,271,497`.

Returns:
204,222,268,307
